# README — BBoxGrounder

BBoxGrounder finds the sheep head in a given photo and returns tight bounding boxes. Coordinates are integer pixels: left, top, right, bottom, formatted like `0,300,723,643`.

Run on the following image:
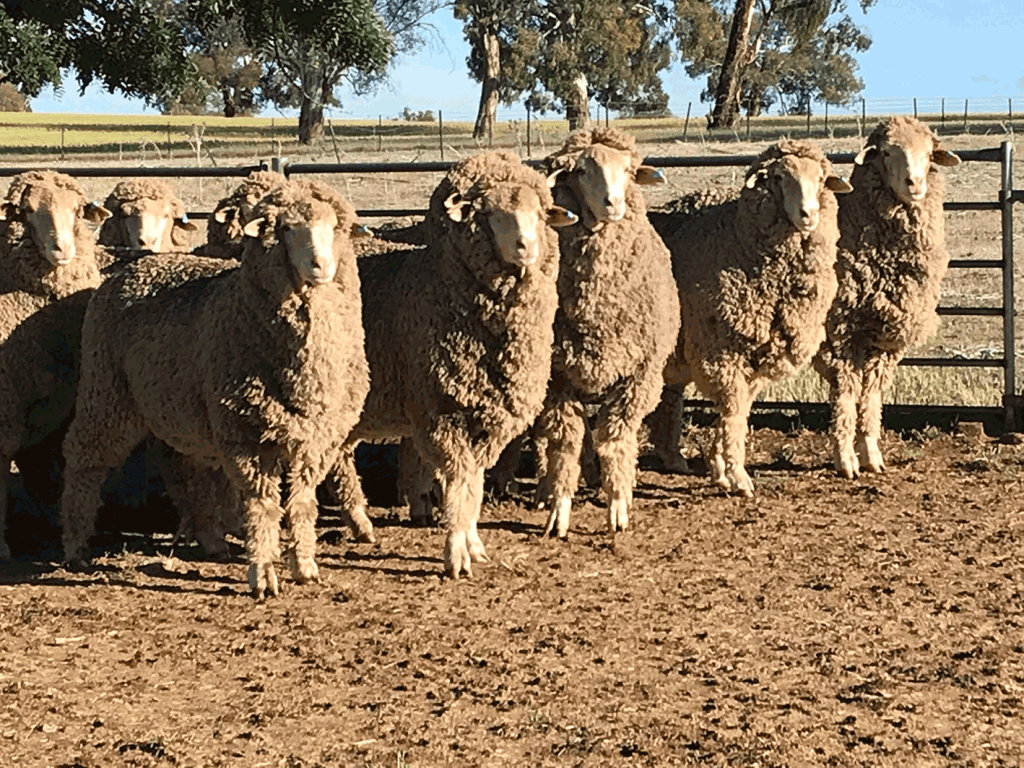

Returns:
244,183,369,287
444,182,576,269
1,171,110,267
103,179,197,252
546,127,664,226
745,142,852,235
855,116,960,205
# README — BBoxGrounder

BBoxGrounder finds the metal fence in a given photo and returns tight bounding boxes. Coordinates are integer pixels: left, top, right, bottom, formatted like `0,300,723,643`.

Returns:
1,142,1018,429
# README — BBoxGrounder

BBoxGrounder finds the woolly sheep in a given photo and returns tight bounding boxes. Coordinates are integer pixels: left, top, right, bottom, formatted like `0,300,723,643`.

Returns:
325,151,576,577
198,171,288,260
648,140,852,496
536,127,680,538
98,178,197,259
0,171,110,560
813,116,960,478
60,179,371,598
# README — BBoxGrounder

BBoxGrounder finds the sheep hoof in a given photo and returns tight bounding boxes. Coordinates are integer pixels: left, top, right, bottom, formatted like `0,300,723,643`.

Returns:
607,498,630,533
543,496,572,539
444,532,474,579
836,455,859,479
654,450,690,474
467,530,489,563
289,553,320,585
249,562,280,599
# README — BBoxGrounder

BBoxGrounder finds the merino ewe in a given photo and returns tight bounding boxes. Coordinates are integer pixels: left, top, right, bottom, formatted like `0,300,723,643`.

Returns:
813,116,960,478
325,151,576,577
648,140,852,495
98,179,197,259
61,179,371,598
199,171,288,260
535,127,680,538
0,171,109,560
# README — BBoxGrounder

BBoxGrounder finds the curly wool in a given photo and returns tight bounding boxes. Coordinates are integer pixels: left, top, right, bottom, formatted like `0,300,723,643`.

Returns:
818,117,949,360
659,139,843,388
200,171,287,259
98,178,193,254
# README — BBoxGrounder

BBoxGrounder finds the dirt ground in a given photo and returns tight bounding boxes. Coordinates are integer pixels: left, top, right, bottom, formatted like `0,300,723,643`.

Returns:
2,426,1023,768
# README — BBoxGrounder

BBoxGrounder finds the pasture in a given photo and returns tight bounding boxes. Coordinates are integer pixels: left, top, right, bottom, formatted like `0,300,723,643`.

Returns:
0,117,1022,767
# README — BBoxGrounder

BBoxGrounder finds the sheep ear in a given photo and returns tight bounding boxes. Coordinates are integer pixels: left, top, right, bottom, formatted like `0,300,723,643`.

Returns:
546,169,564,188
213,206,236,225
242,218,265,238
635,165,666,186
744,169,768,189
444,192,471,222
853,145,877,165
825,175,853,194
176,216,199,232
351,222,373,239
546,206,577,228
932,147,961,167
0,202,13,221
83,202,112,224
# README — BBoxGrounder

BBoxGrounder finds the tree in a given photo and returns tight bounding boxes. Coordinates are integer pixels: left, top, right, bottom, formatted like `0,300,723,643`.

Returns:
0,0,194,105
675,0,874,128
194,0,394,143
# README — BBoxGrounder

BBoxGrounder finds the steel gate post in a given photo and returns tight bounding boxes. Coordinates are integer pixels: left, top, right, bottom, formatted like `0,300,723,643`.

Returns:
1000,141,1017,429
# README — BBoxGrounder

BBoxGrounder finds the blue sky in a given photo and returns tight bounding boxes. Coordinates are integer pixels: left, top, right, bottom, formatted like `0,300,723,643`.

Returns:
30,0,1024,120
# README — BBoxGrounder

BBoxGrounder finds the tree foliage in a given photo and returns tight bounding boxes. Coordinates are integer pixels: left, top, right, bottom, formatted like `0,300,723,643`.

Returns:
0,82,29,111
457,0,673,132
675,0,874,126
0,0,193,105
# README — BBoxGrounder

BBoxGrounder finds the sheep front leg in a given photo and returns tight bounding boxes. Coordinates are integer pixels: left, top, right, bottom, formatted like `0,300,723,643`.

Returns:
856,355,894,474
826,360,861,479
283,465,322,585
537,397,586,538
398,438,437,526
438,458,487,579
716,381,754,497
593,419,639,533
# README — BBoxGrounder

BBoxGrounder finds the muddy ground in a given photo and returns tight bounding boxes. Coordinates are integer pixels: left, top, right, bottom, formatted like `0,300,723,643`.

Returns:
2,426,1023,767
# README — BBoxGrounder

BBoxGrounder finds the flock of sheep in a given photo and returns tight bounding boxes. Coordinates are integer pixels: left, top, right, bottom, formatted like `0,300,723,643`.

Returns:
0,116,960,598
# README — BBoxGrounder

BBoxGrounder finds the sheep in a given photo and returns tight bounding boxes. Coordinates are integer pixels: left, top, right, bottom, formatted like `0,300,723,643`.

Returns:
97,178,197,261
324,150,577,577
0,170,110,561
60,178,371,598
198,171,288,260
648,139,852,496
813,116,960,478
536,127,680,539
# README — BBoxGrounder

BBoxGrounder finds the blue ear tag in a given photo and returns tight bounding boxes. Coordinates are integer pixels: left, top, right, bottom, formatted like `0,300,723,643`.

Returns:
180,213,189,223
652,169,665,181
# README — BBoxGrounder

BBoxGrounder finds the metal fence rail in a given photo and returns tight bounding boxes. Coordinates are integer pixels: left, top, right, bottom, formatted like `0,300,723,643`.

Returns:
0,142,1017,428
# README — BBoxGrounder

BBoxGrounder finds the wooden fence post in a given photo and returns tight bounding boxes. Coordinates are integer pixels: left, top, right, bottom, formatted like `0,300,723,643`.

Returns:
378,115,382,152
526,104,532,158
683,102,691,139
964,99,969,133
438,110,444,161
913,98,918,119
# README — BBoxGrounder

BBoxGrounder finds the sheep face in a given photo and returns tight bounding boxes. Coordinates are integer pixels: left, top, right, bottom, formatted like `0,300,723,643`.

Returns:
121,197,194,252
4,185,109,267
571,144,634,223
857,118,961,206
746,153,851,235
445,185,576,269
245,199,345,285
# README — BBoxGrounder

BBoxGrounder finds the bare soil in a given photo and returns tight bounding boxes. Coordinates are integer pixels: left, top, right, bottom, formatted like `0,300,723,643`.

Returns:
2,427,1024,767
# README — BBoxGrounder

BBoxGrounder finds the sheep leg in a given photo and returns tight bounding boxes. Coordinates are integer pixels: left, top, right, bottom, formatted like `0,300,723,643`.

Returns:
325,448,376,543
398,437,436,526
592,418,639,533
827,361,862,479
537,398,586,538
228,470,284,599
856,355,892,474
645,383,690,473
489,432,527,497
0,456,11,561
717,381,754,497
61,414,148,565
438,458,487,579
283,464,322,585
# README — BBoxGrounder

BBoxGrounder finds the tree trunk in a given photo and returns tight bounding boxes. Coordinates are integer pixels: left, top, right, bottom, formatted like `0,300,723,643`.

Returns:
298,97,324,143
473,28,500,141
566,73,590,131
709,0,756,129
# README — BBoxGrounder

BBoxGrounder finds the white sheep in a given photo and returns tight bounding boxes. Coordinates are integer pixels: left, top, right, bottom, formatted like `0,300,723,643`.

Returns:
536,127,680,538
648,139,852,496
0,171,109,560
98,178,197,259
60,179,371,598
813,116,960,478
325,151,576,577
